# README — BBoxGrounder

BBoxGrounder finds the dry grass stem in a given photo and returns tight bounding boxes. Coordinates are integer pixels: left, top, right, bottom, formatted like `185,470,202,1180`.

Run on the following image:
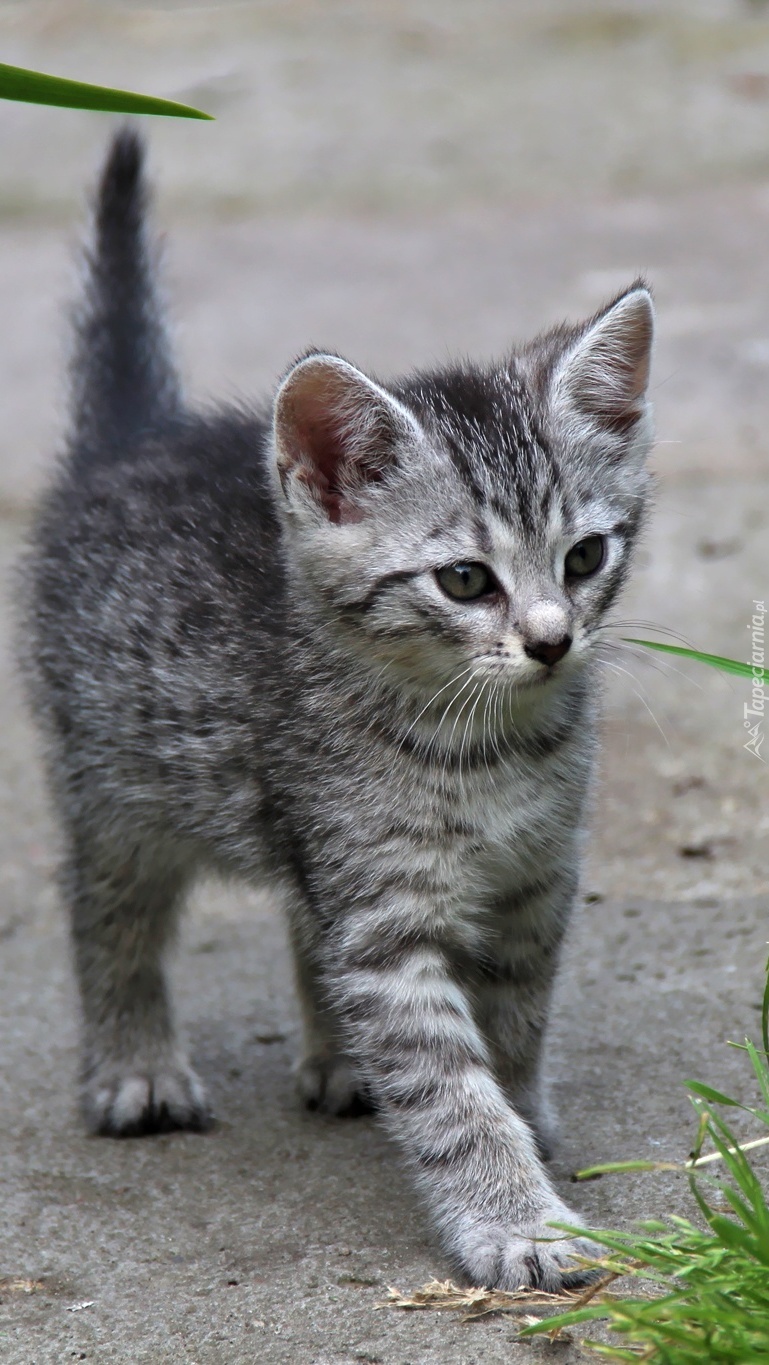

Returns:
0,1277,44,1295
379,1271,620,1322
686,1133,769,1166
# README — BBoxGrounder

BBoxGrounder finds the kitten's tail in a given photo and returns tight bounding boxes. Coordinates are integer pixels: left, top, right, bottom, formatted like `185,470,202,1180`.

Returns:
68,127,183,468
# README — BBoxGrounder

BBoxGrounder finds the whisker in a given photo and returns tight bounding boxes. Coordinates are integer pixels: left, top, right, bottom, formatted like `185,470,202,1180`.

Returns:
480,676,500,772
477,676,499,769
425,670,479,770
604,639,706,694
593,643,659,705
480,678,497,775
596,618,696,649
457,682,485,785
394,664,477,756
490,679,507,762
598,657,670,747
441,673,483,783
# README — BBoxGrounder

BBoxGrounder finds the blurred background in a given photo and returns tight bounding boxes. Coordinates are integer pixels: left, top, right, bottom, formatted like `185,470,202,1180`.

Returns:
2,0,766,896
4,0,769,484
0,7,767,1359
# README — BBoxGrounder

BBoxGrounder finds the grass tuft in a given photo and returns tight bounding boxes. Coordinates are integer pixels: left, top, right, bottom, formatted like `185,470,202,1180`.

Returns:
522,953,769,1361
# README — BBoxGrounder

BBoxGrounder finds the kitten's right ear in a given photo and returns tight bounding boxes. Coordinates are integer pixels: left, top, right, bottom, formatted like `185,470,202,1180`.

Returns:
273,354,421,525
551,286,655,442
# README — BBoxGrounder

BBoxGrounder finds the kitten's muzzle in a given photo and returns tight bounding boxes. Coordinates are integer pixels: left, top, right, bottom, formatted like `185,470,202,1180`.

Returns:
519,597,573,668
523,634,572,667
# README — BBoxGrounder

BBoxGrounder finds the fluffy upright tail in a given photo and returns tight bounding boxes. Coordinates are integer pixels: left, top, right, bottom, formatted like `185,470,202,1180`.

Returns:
68,127,182,467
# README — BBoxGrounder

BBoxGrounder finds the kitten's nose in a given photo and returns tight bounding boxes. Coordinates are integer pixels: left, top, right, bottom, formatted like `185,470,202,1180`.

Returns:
524,635,572,667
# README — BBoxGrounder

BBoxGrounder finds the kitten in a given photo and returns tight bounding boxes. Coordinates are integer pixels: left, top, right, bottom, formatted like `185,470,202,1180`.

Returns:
19,129,654,1291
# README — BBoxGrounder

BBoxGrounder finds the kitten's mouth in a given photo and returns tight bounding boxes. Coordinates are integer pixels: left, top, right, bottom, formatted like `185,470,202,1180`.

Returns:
515,666,556,689
478,664,556,692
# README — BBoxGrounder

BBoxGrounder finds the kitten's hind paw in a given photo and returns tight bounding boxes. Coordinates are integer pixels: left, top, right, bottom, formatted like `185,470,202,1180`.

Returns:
295,1053,375,1118
82,1057,212,1136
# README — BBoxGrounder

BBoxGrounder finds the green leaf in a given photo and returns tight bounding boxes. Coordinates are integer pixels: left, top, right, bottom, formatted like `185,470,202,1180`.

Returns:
686,1081,742,1107
623,638,766,682
0,62,213,119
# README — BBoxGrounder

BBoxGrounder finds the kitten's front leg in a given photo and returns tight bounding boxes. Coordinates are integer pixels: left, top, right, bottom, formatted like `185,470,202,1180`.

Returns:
328,896,595,1291
472,877,577,1161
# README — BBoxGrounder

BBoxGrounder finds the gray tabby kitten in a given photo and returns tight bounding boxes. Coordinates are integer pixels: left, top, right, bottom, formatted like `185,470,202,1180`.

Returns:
20,130,654,1292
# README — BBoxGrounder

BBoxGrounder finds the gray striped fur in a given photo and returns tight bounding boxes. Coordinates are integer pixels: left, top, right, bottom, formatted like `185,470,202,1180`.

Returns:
18,130,655,1291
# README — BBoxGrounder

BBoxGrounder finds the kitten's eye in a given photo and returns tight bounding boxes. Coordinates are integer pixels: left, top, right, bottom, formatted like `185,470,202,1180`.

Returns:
564,535,605,579
436,563,495,601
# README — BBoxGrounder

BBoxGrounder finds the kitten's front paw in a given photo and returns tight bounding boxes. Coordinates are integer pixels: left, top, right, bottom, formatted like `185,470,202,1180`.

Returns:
82,1056,211,1136
455,1203,601,1292
295,1053,375,1117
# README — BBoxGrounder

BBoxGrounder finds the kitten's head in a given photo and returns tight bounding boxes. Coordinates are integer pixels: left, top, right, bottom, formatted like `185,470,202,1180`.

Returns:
271,285,654,698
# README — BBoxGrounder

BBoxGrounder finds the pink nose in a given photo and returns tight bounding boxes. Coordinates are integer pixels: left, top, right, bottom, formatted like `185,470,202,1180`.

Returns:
524,635,572,667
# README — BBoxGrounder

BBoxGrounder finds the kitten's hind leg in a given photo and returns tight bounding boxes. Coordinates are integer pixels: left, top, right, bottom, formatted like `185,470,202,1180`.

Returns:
290,926,375,1118
64,832,210,1135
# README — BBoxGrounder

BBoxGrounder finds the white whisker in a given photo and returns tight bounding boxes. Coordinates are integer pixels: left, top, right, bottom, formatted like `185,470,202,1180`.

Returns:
598,656,670,747
441,672,483,785
394,664,477,757
456,683,482,785
597,638,706,694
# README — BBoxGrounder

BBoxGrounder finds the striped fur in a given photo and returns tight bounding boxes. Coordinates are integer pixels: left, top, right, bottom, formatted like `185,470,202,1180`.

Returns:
18,131,655,1291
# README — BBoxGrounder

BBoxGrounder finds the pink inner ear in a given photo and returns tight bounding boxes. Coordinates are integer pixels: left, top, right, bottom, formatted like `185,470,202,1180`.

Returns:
290,399,362,523
277,370,355,521
300,413,346,490
277,359,396,523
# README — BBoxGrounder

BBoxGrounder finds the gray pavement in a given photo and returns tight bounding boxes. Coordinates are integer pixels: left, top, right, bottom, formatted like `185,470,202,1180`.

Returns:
1,3,768,1362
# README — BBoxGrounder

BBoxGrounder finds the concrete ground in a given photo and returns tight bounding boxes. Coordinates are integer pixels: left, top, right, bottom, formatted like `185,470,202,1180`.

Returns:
0,2,768,1362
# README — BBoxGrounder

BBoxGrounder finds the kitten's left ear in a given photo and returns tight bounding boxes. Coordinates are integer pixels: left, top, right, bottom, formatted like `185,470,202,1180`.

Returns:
552,286,654,440
273,354,422,525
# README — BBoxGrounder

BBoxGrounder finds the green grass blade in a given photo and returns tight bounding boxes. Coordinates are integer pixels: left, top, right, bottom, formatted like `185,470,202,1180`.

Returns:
623,638,766,682
517,1301,625,1334
0,62,213,119
703,1112,764,1195
742,1039,769,1117
574,1159,679,1179
763,954,769,1057
686,1081,742,1107
685,1079,769,1133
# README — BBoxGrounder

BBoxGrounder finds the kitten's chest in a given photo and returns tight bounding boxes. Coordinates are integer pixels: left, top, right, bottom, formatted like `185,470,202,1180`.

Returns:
464,769,565,895
457,761,578,897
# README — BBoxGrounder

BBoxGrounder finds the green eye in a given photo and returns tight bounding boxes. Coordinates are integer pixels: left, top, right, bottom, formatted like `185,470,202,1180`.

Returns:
436,563,494,601
564,535,606,579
